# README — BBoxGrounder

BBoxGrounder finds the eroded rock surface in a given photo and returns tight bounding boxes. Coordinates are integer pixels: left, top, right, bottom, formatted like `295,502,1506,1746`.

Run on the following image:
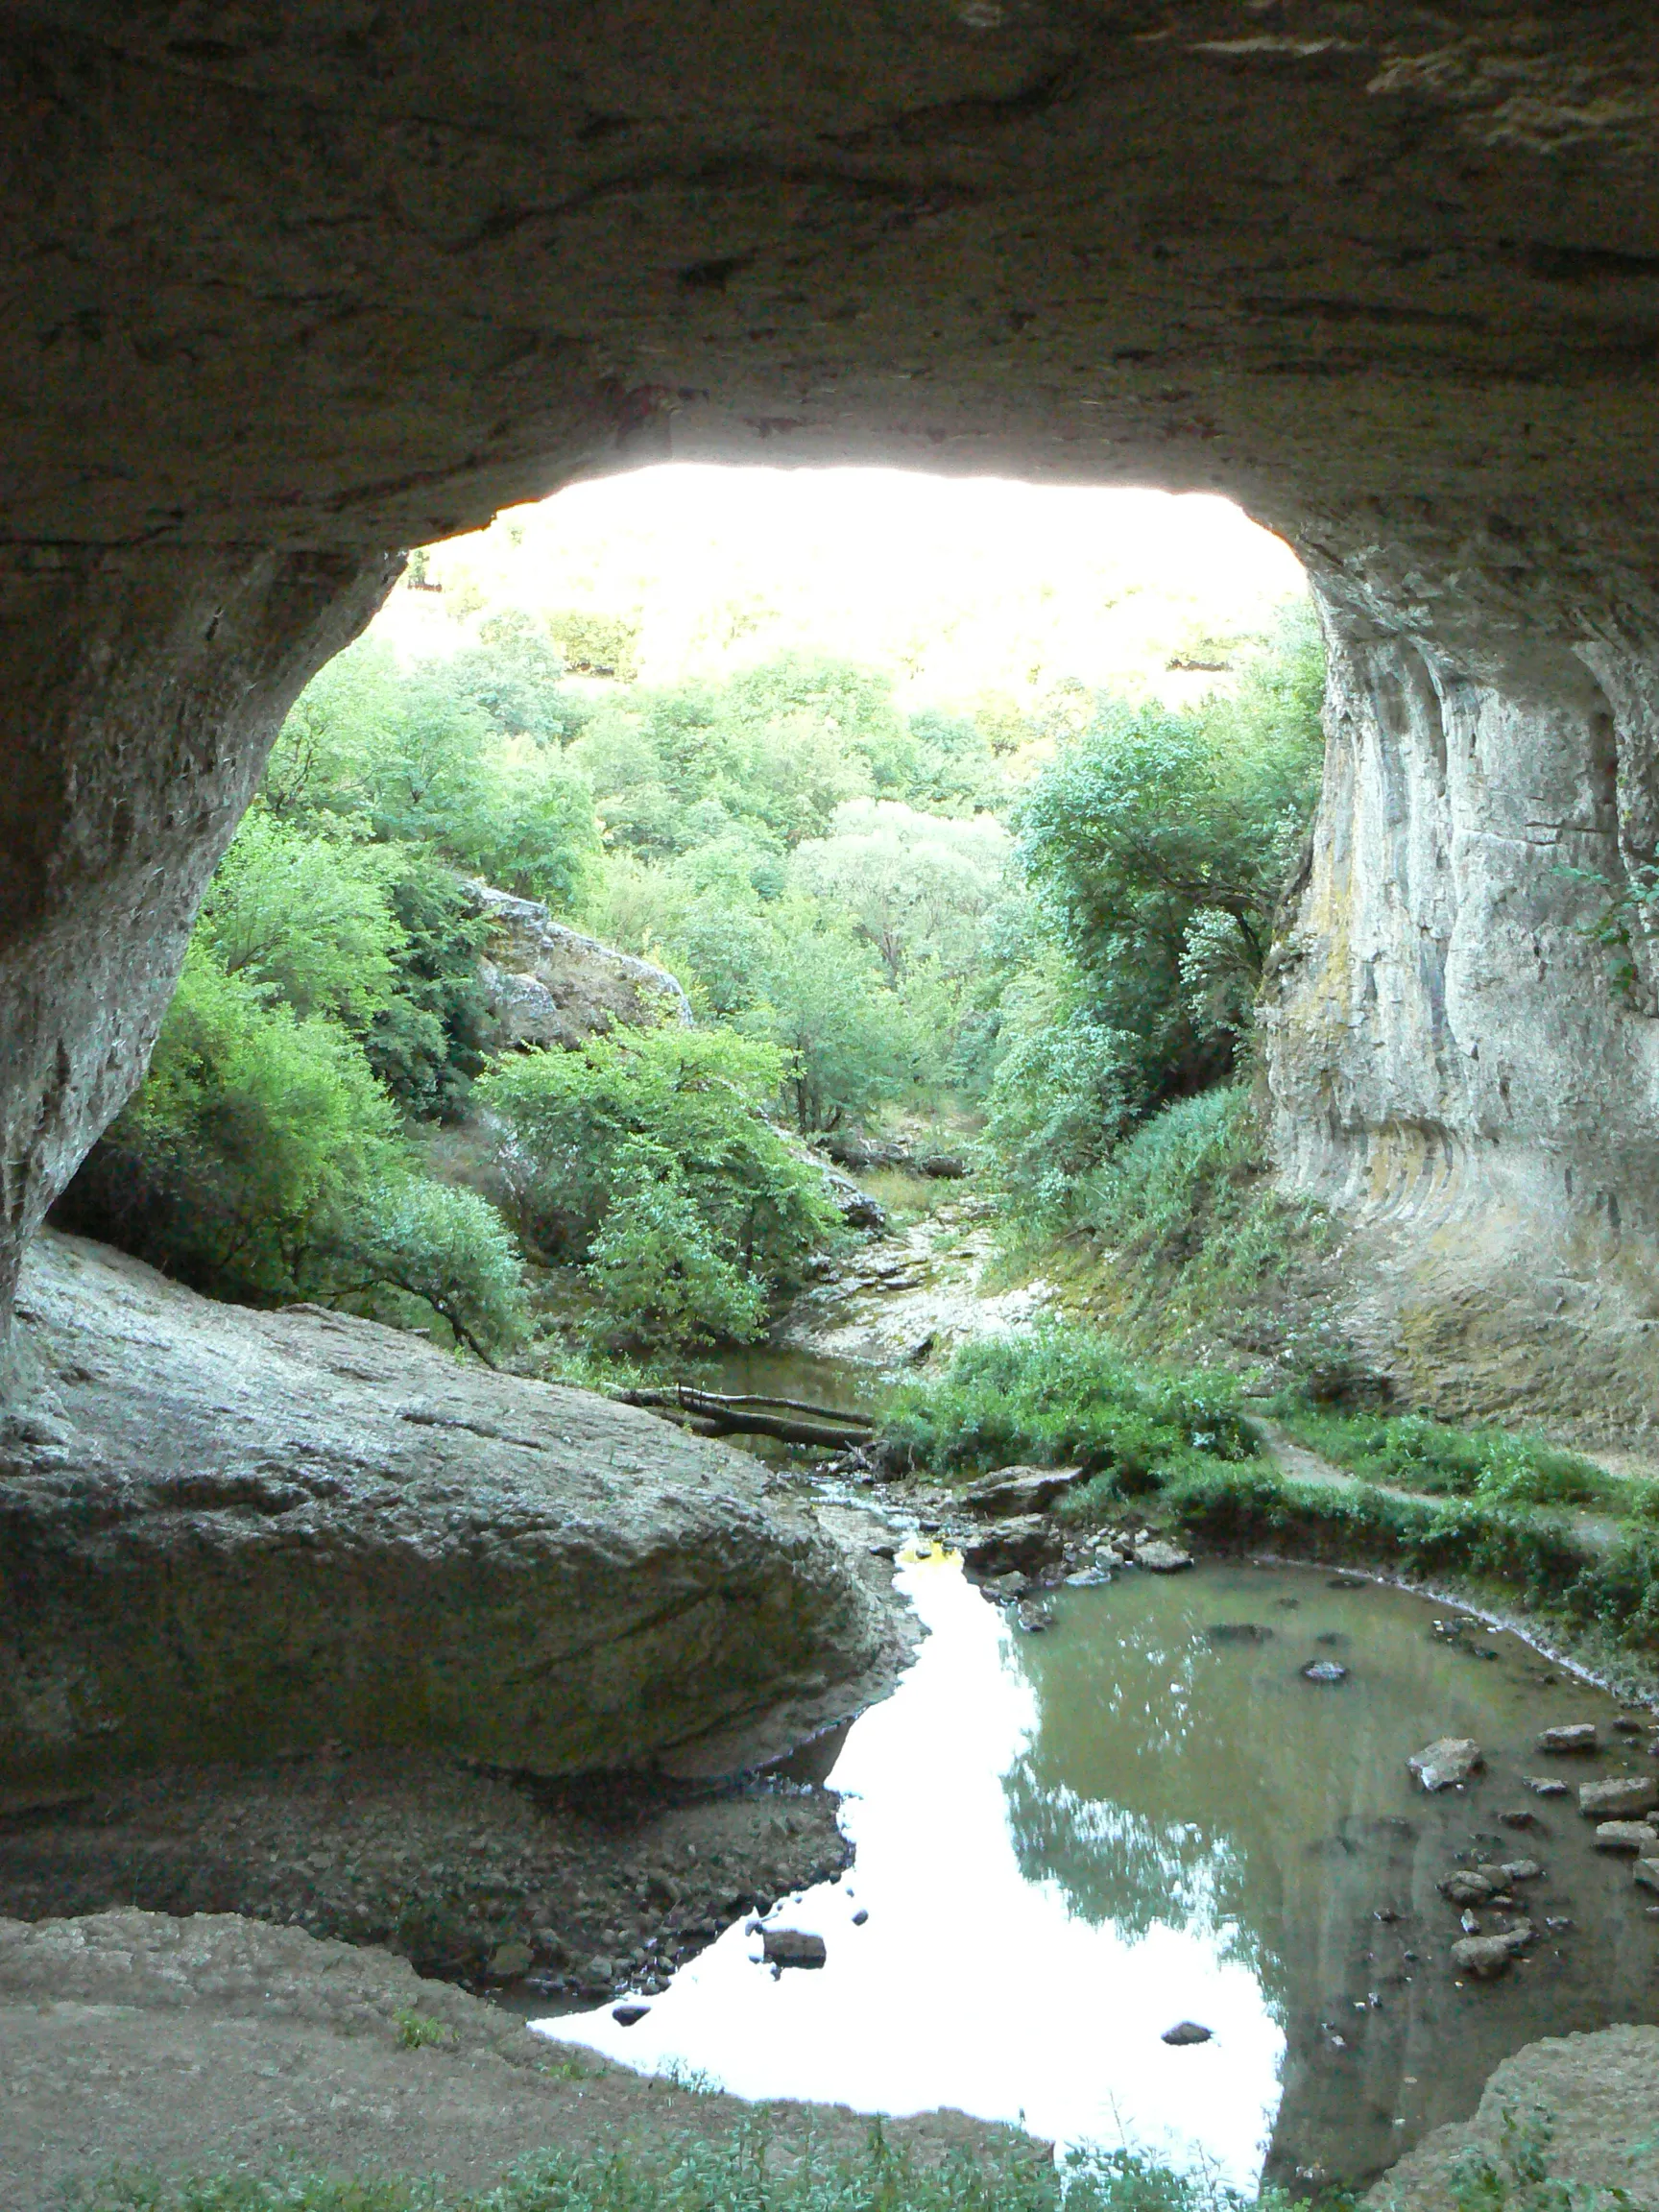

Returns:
470,880,692,1051
1370,2024,1659,2210
0,1232,900,1794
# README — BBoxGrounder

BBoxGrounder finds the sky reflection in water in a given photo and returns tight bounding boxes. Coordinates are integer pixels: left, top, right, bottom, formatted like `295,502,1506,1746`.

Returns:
542,1552,1286,2189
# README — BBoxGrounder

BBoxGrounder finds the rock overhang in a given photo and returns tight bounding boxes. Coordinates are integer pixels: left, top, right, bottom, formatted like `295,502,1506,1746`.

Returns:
0,1,1655,619
5,4,1659,1417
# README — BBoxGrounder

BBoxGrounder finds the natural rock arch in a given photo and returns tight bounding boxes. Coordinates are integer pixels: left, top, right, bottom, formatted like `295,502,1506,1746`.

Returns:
5,3,1659,1414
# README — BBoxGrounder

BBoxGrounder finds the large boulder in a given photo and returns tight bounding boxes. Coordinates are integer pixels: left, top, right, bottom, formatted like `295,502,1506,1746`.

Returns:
469,881,692,1051
0,1233,897,1797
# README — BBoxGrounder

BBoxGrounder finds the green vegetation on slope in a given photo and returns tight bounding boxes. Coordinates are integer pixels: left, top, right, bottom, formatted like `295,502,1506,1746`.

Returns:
982,609,1325,1220
880,1327,1258,1483
56,561,1328,1365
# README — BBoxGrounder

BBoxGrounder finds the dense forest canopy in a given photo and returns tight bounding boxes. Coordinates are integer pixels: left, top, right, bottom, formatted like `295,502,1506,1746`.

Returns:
57,475,1323,1361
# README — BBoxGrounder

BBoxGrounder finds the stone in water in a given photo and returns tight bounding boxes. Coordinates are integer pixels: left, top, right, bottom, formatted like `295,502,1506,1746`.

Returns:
1595,1820,1659,1853
1524,1775,1570,1796
1302,1659,1348,1683
1634,1861,1659,1895
1162,2021,1213,2045
1408,1738,1483,1791
1452,1935,1513,1980
1134,1539,1192,1574
1580,1775,1659,1820
762,1929,828,1969
1440,1871,1496,1905
1538,1723,1599,1753
613,2003,650,2027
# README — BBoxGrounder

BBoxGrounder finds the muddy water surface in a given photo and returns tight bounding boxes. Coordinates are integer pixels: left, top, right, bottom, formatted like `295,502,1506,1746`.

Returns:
541,1556,1659,2192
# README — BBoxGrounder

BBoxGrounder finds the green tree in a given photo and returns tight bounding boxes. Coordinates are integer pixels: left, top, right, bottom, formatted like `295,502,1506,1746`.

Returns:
196,813,405,1031
1013,613,1324,1116
478,1027,841,1343
790,801,1010,987
740,925,908,1134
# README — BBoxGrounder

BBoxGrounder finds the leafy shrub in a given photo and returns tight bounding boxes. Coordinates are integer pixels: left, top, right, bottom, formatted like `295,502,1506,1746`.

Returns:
478,1028,841,1347
984,612,1325,1216
878,1327,1257,1481
57,946,525,1359
581,1158,769,1351
325,1180,526,1363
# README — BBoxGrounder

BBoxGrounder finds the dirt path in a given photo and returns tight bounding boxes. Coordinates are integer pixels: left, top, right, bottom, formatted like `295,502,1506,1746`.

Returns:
0,1911,1035,2211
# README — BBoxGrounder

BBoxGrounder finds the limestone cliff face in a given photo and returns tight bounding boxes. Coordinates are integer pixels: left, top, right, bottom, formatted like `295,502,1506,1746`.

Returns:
1263,589,1659,1428
0,546,397,1335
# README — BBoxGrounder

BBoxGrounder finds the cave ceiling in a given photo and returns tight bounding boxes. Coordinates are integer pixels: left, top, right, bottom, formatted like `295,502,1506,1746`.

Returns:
0,6,1654,649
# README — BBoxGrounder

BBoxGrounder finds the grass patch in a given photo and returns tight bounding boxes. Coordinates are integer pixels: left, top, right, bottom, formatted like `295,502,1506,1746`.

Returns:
1076,1089,1333,1352
64,2128,1334,2212
854,1165,963,1228
878,1326,1258,1484
1270,1406,1629,1513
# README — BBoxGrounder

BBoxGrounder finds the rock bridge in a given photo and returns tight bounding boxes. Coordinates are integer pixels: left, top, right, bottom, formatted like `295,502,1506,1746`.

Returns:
5,3,1659,1417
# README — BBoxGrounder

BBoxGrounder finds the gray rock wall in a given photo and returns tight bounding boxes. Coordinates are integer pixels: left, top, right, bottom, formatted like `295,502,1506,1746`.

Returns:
1263,589,1659,1425
0,545,397,1336
470,882,692,1050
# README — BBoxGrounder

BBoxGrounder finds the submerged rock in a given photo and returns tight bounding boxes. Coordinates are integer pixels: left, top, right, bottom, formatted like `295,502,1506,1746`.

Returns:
1634,1860,1659,1894
1408,1739,1484,1792
1595,1821,1659,1853
1439,1871,1498,1906
1524,1775,1571,1797
1301,1660,1349,1684
1451,1934,1517,1980
1013,1599,1056,1635
1208,1623,1274,1645
0,1234,897,1793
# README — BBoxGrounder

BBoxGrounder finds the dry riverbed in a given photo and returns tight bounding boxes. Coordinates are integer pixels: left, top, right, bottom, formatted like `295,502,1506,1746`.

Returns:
0,1744,854,2013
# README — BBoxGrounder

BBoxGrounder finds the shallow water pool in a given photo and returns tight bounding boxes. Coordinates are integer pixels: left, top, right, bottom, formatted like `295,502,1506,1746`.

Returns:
541,1555,1659,2191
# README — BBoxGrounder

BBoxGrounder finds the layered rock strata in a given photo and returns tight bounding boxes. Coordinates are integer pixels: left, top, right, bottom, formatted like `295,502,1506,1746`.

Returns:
0,1232,896,1794
1265,582,1659,1425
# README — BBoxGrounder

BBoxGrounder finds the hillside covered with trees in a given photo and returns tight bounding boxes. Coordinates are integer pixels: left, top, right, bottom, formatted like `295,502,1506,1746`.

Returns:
57,479,1324,1367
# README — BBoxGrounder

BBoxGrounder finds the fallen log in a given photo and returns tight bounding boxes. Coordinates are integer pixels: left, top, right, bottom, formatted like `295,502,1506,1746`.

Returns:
614,1384,877,1451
